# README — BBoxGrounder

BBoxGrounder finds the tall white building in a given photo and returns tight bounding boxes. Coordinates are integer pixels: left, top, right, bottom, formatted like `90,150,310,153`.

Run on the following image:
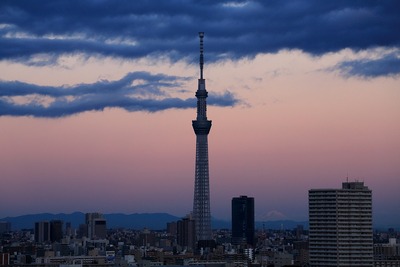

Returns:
309,181,373,267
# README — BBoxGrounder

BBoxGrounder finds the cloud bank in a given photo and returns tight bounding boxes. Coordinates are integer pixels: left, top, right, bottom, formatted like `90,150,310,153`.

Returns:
0,0,399,117
335,51,400,78
0,72,239,117
1,0,399,62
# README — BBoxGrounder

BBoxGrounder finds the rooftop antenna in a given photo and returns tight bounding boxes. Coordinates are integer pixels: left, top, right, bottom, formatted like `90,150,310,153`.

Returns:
199,32,204,79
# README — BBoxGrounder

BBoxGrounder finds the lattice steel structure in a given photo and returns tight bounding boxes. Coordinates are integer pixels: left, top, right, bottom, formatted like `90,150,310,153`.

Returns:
192,32,212,242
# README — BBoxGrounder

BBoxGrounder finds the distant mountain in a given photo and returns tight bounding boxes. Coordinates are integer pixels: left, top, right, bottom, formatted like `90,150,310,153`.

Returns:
0,212,180,230
255,220,309,230
1,212,85,230
212,219,309,230
104,213,180,229
1,212,309,231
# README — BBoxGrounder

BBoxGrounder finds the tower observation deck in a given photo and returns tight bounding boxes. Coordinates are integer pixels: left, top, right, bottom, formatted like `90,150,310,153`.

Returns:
192,32,212,242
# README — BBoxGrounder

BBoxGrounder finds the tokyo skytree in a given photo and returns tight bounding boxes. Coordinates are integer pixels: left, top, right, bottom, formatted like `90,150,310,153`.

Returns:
192,32,212,242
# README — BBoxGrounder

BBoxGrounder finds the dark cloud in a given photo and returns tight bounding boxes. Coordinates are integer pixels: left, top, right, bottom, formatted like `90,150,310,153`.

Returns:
0,0,399,63
0,0,398,118
335,52,400,78
0,72,239,117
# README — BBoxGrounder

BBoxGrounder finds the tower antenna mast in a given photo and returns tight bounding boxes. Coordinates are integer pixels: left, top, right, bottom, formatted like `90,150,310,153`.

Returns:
199,32,204,79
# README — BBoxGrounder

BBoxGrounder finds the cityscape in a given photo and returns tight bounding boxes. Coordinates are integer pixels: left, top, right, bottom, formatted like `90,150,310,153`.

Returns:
1,187,400,266
1,31,400,267
1,1,400,267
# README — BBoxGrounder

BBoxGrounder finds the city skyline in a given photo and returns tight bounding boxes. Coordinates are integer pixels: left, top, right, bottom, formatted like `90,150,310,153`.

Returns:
0,1,399,227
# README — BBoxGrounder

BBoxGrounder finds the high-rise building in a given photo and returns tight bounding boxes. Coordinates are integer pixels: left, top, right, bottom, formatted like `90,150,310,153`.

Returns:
177,215,196,252
167,221,177,237
85,212,107,239
78,223,87,238
35,221,50,243
231,196,255,246
50,220,63,242
309,181,373,267
0,221,11,233
192,32,212,243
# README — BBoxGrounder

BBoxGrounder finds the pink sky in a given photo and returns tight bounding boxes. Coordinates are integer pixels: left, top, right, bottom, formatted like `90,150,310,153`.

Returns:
0,50,399,227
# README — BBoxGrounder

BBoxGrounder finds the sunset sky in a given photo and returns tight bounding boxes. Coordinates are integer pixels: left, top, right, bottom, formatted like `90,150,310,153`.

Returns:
0,0,399,227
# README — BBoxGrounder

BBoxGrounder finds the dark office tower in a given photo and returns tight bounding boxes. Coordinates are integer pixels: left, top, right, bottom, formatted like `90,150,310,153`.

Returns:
78,224,87,238
192,32,212,243
167,221,177,237
309,181,373,267
177,216,196,252
0,221,11,233
231,196,255,247
85,212,107,239
35,221,50,243
50,220,63,242
93,219,107,239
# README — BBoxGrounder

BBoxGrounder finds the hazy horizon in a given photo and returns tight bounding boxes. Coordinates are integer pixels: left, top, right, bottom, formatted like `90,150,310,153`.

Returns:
2,210,399,231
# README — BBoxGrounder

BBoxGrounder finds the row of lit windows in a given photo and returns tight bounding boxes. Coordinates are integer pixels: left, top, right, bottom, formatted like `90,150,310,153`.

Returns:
309,213,372,217
310,236,372,240
310,231,372,235
311,206,372,209
310,232,372,235
309,207,372,211
309,199,371,203
310,242,372,245
309,223,372,226
309,241,372,245
310,250,373,254
309,227,372,230
310,195,371,199
309,191,371,195
310,252,373,256
309,218,372,222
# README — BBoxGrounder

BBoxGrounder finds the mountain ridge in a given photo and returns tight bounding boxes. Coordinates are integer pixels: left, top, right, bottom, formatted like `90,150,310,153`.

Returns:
0,212,309,231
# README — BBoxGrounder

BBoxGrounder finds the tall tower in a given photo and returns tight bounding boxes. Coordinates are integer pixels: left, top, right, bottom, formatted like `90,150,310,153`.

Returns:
192,32,212,242
309,181,373,267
